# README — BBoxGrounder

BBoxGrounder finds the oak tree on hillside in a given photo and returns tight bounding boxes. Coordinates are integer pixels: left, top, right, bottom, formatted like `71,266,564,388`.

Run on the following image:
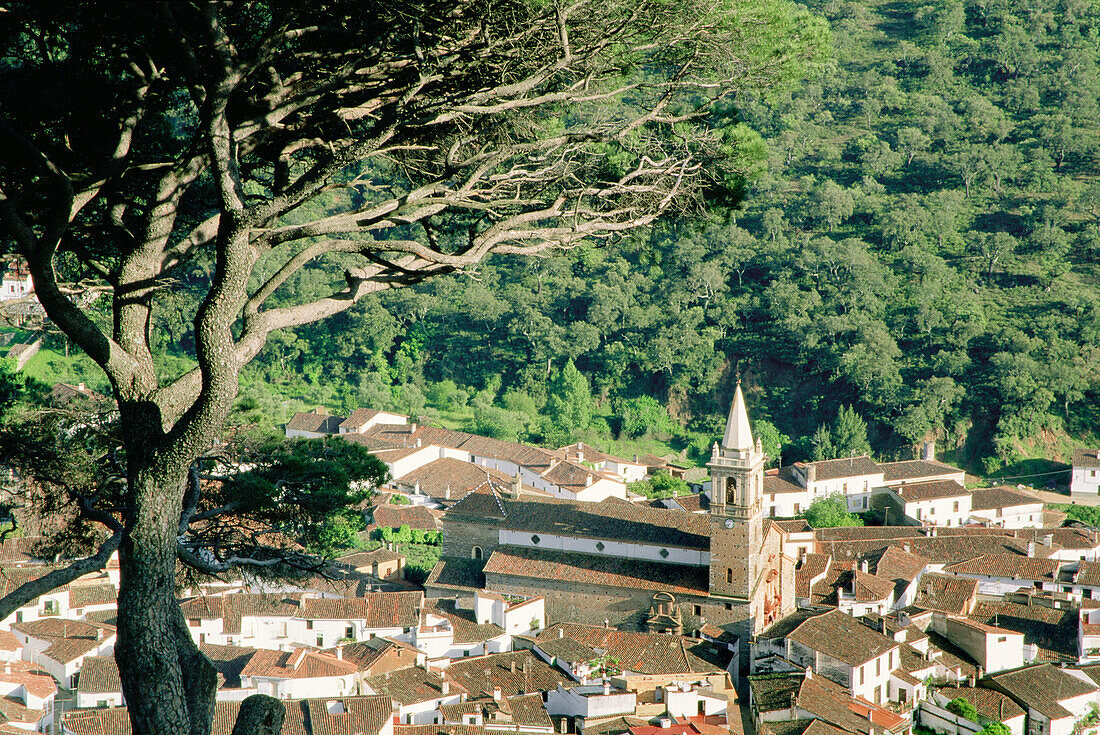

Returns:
0,2,827,733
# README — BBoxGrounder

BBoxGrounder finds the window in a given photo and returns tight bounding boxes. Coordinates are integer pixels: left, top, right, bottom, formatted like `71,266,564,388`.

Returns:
531,535,540,545
997,636,1007,643
726,568,733,584
953,501,959,512
316,635,324,647
471,546,483,560
693,605,702,616
876,658,880,676
725,603,733,611
860,666,865,685
345,626,355,641
306,620,313,630
659,548,669,558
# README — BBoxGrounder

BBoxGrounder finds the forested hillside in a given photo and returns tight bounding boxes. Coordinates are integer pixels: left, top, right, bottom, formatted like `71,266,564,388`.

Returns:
31,0,1100,474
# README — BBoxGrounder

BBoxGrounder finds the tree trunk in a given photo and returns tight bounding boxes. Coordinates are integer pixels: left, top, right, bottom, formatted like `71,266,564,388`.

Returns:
115,466,218,735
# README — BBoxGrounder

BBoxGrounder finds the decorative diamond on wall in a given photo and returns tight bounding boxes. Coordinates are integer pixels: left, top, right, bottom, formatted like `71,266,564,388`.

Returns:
659,548,669,558
531,535,540,544
596,542,605,551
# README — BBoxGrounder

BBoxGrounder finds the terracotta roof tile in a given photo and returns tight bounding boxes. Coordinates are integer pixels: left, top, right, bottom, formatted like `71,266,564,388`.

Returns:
498,496,710,549
534,623,730,675
799,456,881,481
423,598,504,645
76,655,120,694
795,554,830,598
367,666,462,705
891,480,968,502
986,664,1097,720
62,696,388,735
242,647,358,680
397,459,526,500
969,601,1077,662
969,486,1041,511
878,460,962,482
298,591,422,626
424,557,485,592
483,546,709,596
911,573,977,615
286,411,343,434
1076,560,1100,587
935,686,1025,722
372,504,441,531
69,583,117,608
787,610,899,667
943,554,1061,582
1073,448,1100,468
200,643,258,689
444,651,570,699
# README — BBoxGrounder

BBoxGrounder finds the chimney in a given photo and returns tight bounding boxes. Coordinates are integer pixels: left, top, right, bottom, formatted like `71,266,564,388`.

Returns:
585,475,592,487
335,646,343,660
78,383,85,392
416,437,422,448
660,718,672,729
442,680,450,695
903,543,910,553
511,661,517,674
513,474,522,498
861,560,869,574
1043,534,1053,547
922,441,935,461
633,454,639,463
414,481,421,496
603,681,610,696
410,423,418,432
558,628,564,638
805,464,816,485
1028,540,1036,557
578,449,584,462
444,485,451,501
493,687,502,701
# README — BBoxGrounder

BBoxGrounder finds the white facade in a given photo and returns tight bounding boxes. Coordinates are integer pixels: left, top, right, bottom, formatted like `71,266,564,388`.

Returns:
545,683,637,719
894,491,972,527
496,530,708,567
0,271,32,301
938,617,1023,673
244,671,357,700
969,502,1045,529
474,592,545,636
1072,452,1100,497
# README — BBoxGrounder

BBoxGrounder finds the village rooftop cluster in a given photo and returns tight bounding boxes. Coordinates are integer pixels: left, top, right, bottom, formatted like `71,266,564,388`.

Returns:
1,383,1100,735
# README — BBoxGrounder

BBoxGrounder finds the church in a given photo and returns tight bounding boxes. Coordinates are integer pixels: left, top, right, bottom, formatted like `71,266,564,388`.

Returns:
426,384,796,669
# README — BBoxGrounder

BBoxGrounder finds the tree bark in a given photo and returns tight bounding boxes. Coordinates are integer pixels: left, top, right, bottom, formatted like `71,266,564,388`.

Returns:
115,465,217,735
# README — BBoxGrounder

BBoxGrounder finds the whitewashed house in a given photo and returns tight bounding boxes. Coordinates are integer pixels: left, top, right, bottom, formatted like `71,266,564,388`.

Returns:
1072,448,1100,498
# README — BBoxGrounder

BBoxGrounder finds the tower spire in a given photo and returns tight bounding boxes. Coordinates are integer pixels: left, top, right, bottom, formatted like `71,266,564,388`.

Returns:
721,381,754,452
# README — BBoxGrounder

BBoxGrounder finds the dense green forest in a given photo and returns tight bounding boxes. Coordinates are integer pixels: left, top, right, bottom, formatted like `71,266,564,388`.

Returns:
19,0,1100,475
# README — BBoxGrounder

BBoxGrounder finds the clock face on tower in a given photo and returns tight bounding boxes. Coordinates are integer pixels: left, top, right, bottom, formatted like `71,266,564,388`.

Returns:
724,519,734,528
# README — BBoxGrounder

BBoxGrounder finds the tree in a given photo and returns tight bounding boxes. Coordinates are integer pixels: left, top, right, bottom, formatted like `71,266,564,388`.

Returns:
947,697,980,722
0,4,828,733
800,494,863,527
544,359,595,442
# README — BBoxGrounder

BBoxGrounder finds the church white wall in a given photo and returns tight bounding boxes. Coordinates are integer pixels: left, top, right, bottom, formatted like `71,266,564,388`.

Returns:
497,530,708,566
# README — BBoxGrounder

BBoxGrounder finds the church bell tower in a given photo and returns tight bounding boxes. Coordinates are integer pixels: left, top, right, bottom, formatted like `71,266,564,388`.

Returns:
708,381,766,600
